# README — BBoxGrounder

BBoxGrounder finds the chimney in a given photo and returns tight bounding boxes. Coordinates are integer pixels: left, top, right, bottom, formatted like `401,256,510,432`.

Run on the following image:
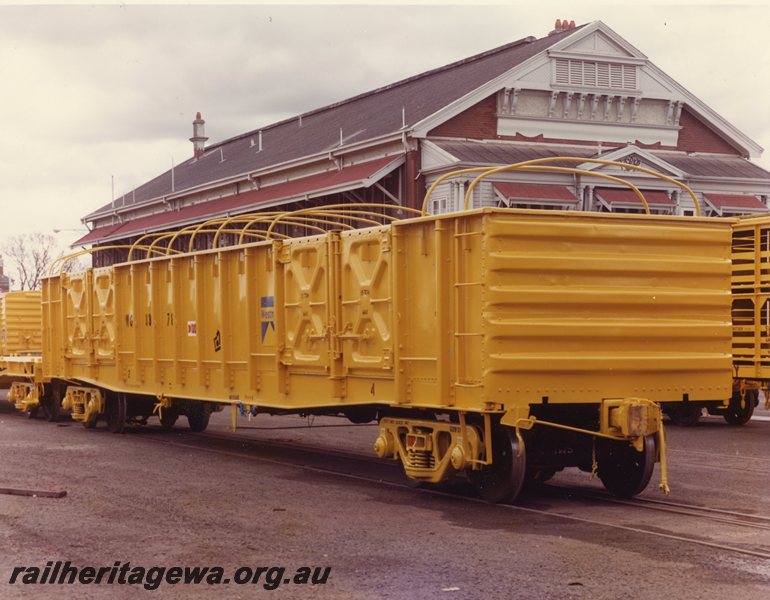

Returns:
549,18,576,35
190,112,208,159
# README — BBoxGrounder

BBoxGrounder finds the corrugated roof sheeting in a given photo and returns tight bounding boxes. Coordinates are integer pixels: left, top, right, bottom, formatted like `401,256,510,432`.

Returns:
433,140,596,166
78,156,402,245
658,154,770,179
595,188,674,206
73,223,123,245
433,140,770,182
704,194,768,211
494,182,579,203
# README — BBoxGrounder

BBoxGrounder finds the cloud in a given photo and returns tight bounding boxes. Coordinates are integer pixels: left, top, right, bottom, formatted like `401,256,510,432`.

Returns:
0,3,769,251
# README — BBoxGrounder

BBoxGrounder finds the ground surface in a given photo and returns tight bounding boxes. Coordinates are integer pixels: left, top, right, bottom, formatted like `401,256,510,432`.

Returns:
0,392,768,599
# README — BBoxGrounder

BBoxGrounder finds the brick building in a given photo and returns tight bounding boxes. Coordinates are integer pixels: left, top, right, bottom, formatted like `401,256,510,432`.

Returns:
76,20,770,264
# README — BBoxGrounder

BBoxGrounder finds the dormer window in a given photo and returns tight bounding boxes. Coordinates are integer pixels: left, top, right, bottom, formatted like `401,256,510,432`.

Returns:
554,58,637,91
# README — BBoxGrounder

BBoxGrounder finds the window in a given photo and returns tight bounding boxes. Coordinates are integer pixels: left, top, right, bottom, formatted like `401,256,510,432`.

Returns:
431,195,449,215
554,58,637,90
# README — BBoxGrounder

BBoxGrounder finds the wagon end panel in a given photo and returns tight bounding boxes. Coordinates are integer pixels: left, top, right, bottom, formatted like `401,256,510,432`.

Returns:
482,210,733,406
389,216,487,409
1,290,42,356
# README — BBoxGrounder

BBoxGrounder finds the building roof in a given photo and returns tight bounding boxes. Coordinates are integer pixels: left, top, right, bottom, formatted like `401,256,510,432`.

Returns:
655,154,770,179
85,26,583,222
429,140,596,167
429,140,770,181
75,156,402,245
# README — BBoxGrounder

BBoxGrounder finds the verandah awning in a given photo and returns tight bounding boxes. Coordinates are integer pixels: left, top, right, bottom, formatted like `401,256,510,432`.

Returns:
703,193,768,214
493,182,579,205
594,188,674,209
75,155,404,245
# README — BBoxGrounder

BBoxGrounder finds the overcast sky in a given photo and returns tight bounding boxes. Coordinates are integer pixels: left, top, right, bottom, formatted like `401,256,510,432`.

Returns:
1,2,769,260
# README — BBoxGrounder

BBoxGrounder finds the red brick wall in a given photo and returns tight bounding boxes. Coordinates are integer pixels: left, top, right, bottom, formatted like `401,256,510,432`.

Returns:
675,106,741,155
429,94,498,139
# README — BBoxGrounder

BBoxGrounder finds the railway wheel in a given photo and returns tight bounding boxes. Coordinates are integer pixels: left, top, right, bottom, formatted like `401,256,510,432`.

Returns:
26,405,39,419
469,426,526,503
105,393,128,434
41,386,61,422
186,403,211,432
597,435,655,498
665,403,702,427
160,408,179,430
723,390,756,426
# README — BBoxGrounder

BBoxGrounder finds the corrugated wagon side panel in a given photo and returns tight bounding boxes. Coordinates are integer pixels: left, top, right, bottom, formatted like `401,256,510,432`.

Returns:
481,210,733,405
1,291,42,355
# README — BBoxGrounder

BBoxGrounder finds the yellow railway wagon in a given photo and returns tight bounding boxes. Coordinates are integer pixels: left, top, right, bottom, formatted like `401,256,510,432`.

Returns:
727,214,770,424
41,208,733,501
1,291,42,356
0,291,56,419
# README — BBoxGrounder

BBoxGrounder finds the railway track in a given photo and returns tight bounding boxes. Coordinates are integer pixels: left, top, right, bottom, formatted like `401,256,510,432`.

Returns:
125,424,770,562
640,441,770,476
542,484,770,531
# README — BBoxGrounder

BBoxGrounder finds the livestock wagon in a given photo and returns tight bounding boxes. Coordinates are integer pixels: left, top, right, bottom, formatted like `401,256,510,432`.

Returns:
725,214,770,424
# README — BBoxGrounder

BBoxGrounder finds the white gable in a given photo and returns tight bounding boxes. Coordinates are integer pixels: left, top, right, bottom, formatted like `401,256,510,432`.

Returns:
550,22,647,58
579,146,685,179
412,21,761,157
421,140,459,171
558,29,639,59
